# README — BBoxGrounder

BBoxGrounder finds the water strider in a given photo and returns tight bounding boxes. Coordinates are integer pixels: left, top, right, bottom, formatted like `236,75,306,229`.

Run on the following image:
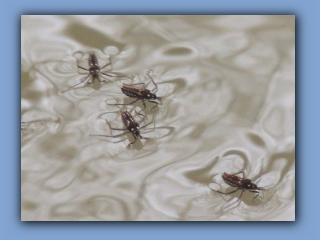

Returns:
62,52,126,93
90,110,155,147
108,71,164,111
213,172,265,204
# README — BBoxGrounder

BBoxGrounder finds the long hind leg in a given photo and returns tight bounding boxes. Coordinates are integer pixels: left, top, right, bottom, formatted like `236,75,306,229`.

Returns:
215,188,240,195
90,132,128,138
123,82,147,89
104,119,127,131
234,189,245,203
61,74,91,93
101,72,128,79
107,98,140,106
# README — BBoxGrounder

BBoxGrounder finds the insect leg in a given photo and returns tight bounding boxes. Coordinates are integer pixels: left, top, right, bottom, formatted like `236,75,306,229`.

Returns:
234,189,246,203
136,100,147,114
215,188,240,195
137,112,146,125
97,75,111,83
108,127,128,131
146,70,158,93
140,135,149,140
101,72,128,78
140,113,155,129
128,135,138,147
100,62,111,69
99,56,112,69
123,82,147,89
87,76,95,84
77,66,89,71
90,132,129,138
61,74,91,93
148,100,160,111
250,190,260,201
108,98,140,106
103,120,127,131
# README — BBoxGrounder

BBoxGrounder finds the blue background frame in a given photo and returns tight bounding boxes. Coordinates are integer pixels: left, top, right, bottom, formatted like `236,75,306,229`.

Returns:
2,0,318,238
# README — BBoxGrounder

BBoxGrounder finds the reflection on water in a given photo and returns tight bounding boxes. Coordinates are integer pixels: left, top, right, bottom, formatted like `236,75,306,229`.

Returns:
21,15,295,221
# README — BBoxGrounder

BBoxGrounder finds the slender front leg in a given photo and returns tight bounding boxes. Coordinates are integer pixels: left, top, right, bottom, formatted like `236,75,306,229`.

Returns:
148,100,159,111
146,71,158,93
128,135,138,147
250,190,260,201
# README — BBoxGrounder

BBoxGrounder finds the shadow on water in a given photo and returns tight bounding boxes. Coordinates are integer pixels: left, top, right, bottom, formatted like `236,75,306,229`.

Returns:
64,23,125,51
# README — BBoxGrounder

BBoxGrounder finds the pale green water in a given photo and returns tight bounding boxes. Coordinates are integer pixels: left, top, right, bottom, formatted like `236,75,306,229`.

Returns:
21,15,295,221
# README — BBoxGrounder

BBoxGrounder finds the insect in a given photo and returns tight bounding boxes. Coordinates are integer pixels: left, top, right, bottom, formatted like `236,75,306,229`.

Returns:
62,52,125,93
214,172,265,203
90,110,155,147
108,71,163,111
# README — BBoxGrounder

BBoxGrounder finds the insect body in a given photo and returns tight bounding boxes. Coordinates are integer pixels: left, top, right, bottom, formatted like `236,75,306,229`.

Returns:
62,52,124,93
90,110,154,147
214,172,265,203
86,52,101,80
109,71,162,111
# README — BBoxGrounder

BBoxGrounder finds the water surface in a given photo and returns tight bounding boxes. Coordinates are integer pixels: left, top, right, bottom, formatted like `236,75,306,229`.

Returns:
21,15,295,221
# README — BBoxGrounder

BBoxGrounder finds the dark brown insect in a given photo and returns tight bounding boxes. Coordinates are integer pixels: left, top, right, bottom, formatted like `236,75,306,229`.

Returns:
62,52,125,93
214,172,265,203
108,71,163,111
90,110,154,147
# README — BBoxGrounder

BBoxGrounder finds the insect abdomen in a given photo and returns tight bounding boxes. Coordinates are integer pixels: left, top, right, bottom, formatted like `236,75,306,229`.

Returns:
222,174,243,188
121,87,142,98
89,53,99,66
120,111,134,127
